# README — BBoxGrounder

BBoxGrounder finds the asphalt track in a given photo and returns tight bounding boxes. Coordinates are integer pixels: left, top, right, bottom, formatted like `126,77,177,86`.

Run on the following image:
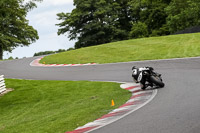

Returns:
0,56,200,133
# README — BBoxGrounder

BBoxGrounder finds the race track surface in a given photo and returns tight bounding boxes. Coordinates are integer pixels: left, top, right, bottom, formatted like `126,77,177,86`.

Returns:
0,57,200,133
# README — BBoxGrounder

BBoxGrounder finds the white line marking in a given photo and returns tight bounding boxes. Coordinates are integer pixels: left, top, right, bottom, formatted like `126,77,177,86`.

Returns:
69,82,157,133
84,89,157,133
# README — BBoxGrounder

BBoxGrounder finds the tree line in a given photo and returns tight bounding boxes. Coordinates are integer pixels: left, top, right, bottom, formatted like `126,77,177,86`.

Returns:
33,48,74,56
57,0,200,49
1,0,200,60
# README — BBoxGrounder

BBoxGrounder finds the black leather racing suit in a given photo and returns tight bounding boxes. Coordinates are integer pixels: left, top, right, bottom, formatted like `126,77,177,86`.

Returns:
132,66,153,90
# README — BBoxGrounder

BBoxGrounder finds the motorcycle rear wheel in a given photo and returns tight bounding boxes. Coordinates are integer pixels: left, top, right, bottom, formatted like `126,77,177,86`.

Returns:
150,76,165,88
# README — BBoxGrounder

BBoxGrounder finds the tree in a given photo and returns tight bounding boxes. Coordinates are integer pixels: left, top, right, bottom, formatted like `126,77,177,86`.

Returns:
165,0,200,33
0,0,42,60
128,0,170,37
129,22,148,38
57,0,132,49
58,0,200,49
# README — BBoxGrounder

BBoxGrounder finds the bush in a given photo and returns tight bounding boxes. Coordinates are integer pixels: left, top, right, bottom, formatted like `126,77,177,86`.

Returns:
151,25,170,36
33,49,68,57
67,47,75,51
129,22,148,39
33,51,55,56
8,56,14,60
56,49,66,53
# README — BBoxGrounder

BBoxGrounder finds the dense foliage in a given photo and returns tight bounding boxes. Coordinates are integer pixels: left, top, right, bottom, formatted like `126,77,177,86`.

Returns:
0,0,42,60
57,0,200,49
33,48,74,56
165,0,200,33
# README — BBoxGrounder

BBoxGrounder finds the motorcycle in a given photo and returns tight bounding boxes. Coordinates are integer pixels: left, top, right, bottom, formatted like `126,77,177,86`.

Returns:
132,66,165,90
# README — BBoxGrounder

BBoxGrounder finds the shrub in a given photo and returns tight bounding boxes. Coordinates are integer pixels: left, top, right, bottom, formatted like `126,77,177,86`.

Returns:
129,22,148,39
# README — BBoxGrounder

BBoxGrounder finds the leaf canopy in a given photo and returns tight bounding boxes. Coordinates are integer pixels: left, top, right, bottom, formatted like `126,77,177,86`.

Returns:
0,0,41,59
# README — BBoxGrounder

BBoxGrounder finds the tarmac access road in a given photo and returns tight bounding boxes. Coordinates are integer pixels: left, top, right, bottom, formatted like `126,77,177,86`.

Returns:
0,56,200,133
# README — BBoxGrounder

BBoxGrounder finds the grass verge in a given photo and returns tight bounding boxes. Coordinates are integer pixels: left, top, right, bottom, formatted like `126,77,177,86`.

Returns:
40,33,200,64
0,79,131,133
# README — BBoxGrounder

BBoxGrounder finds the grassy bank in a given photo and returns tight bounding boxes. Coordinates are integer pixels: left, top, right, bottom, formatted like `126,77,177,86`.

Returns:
0,79,131,133
40,33,200,64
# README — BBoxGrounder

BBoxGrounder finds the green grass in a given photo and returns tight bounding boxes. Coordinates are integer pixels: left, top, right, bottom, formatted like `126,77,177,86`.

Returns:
0,79,131,133
40,33,200,64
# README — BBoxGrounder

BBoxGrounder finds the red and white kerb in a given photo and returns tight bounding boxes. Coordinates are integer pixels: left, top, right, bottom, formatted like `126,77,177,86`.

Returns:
66,83,157,133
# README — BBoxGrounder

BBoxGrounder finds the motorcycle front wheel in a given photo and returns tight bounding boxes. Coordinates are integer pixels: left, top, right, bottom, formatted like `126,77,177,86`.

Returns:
149,76,165,88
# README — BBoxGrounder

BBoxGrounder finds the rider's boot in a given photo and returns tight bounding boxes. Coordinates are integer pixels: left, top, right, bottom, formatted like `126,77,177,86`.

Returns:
141,83,146,90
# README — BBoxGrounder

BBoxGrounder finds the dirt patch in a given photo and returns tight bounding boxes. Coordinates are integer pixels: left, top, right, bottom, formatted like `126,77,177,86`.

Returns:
0,88,13,97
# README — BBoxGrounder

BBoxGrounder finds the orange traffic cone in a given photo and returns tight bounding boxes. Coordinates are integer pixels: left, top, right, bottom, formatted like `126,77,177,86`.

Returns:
111,99,115,106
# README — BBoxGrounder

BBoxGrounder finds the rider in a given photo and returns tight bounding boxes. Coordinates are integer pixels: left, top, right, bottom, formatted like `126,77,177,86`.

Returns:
132,66,154,90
